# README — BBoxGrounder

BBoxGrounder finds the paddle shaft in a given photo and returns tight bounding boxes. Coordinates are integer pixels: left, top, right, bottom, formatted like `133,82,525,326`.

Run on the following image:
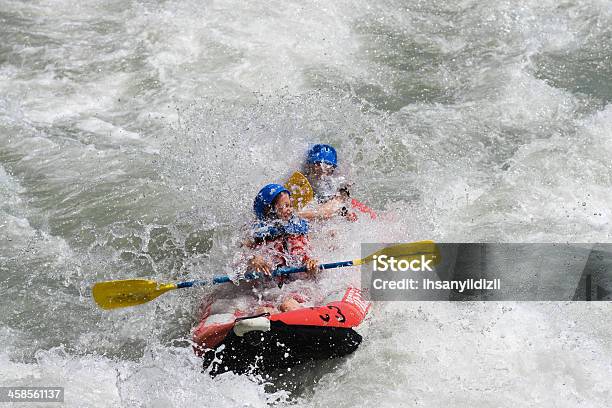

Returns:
176,260,354,288
92,241,438,310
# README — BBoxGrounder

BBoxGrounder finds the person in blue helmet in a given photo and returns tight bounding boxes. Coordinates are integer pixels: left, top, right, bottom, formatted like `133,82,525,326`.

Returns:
304,144,340,203
298,144,360,222
245,183,319,312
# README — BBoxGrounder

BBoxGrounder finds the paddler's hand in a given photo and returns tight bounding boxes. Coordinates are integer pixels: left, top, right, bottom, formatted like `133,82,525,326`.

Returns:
305,258,319,276
249,255,272,276
345,211,358,222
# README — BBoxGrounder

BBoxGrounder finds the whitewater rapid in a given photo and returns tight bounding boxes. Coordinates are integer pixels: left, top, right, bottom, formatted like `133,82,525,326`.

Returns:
2,0,612,406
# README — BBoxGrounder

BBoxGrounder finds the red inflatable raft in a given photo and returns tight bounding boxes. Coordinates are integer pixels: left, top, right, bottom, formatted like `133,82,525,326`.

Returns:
193,287,370,376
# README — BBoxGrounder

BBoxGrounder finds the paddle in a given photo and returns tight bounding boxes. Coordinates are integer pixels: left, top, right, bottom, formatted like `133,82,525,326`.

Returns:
284,171,313,210
285,171,377,219
92,241,440,310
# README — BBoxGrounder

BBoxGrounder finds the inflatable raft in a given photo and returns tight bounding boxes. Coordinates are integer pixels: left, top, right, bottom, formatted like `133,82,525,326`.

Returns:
193,287,370,376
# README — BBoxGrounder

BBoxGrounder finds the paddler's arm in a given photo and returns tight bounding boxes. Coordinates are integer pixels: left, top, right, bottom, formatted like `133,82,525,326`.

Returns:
297,209,325,221
298,198,343,221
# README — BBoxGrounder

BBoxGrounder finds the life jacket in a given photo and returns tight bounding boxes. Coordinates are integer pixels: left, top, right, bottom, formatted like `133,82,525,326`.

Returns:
251,216,309,242
250,216,312,285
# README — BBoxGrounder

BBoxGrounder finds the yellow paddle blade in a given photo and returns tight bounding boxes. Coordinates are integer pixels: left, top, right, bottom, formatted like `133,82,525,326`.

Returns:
285,171,314,210
353,241,440,266
92,280,177,310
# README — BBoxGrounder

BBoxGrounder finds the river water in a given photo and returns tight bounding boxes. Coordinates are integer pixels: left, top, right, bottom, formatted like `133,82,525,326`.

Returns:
1,0,612,406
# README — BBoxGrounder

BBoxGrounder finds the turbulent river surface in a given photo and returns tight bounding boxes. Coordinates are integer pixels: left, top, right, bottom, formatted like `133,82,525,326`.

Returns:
2,0,612,406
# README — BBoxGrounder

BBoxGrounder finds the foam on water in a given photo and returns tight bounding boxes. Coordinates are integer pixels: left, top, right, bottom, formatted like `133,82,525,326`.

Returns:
2,0,612,406
0,328,287,408
300,302,612,407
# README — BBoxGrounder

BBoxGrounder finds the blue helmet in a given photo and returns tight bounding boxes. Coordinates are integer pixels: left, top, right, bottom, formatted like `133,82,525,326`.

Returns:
306,144,337,167
253,183,291,220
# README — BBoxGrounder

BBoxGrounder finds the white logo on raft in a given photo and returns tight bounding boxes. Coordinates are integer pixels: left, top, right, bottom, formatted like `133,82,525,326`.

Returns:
343,287,370,315
372,254,434,272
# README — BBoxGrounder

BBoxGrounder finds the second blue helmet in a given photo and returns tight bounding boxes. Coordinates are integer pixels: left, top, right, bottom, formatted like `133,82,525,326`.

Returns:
306,144,337,167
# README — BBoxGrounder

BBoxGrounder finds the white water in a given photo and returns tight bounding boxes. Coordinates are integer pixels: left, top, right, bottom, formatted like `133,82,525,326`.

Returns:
2,0,612,406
